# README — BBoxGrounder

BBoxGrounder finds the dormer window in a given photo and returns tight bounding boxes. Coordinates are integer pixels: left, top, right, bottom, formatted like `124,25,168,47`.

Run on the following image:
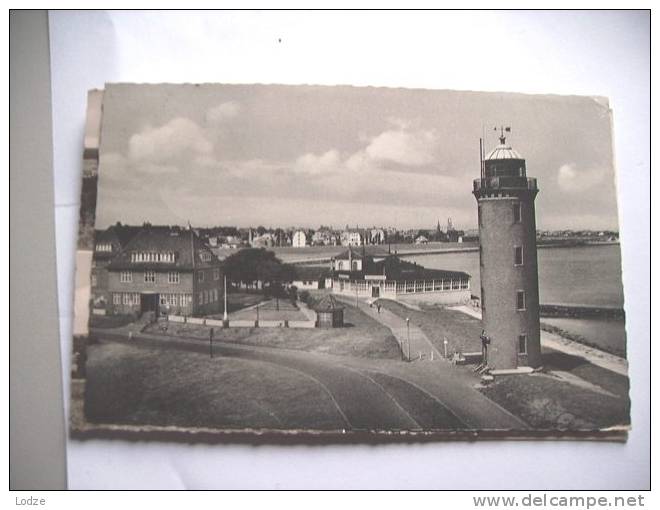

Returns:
199,251,213,262
96,243,112,252
131,251,176,263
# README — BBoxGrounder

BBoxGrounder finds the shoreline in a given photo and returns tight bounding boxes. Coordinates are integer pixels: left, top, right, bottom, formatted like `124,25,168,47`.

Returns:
283,240,619,265
448,305,628,377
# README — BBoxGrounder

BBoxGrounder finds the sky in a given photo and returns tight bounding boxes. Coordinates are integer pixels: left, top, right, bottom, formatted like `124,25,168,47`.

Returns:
95,83,619,231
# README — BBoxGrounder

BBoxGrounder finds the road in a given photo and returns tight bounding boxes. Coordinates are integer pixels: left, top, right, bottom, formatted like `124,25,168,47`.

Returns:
93,328,527,432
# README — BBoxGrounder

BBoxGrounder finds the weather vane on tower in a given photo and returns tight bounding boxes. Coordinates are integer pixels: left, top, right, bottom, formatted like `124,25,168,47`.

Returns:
494,125,511,144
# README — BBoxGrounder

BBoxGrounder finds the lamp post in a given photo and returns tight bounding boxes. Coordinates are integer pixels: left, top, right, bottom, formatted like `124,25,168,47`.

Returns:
223,275,228,322
406,317,410,361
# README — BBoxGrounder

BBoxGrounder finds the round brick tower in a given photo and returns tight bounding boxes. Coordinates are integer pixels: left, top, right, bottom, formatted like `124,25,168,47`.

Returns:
473,130,541,369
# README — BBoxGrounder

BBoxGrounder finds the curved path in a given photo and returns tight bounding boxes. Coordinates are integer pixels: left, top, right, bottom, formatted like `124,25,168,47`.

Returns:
93,329,527,431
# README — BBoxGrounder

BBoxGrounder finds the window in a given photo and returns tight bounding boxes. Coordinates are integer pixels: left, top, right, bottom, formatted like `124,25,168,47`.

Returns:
213,268,220,280
518,334,528,354
481,288,485,309
351,261,358,271
513,202,522,223
199,292,203,304
113,293,121,305
91,274,97,287
144,270,155,283
168,271,180,284
96,243,112,252
514,246,524,266
478,205,482,227
516,290,526,311
479,244,484,267
197,271,204,282
120,271,132,283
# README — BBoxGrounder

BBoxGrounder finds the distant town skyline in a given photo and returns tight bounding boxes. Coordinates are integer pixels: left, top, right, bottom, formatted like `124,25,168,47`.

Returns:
95,84,620,231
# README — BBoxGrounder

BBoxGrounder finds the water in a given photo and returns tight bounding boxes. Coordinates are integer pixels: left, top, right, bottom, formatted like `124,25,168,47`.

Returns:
407,244,627,355
407,244,625,307
541,317,626,357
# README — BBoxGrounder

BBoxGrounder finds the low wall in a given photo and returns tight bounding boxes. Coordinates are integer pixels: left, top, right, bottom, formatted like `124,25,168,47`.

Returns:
229,320,257,328
540,304,625,320
397,289,471,306
287,320,316,328
167,315,317,329
258,320,286,328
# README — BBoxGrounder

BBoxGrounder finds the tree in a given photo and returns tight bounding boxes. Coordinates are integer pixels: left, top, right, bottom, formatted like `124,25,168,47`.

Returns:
222,249,292,299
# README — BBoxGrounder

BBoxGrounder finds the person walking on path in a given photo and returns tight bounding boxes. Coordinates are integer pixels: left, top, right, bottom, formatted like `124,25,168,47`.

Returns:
209,327,215,358
376,303,381,314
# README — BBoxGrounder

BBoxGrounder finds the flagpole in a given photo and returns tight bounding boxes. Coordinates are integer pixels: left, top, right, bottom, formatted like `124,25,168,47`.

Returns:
223,275,228,321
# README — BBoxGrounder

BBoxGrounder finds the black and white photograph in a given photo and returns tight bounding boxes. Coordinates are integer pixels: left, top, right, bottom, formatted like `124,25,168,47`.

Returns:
70,82,630,438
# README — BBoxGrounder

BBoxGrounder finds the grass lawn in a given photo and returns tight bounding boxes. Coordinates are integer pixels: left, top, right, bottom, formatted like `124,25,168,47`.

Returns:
84,341,345,430
480,370,630,430
228,299,308,321
89,314,136,329
145,304,401,359
376,299,483,356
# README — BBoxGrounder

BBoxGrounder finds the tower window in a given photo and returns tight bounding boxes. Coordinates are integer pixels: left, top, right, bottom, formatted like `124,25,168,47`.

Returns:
516,290,526,311
481,287,485,310
514,246,524,266
518,334,528,354
478,205,482,227
513,203,522,223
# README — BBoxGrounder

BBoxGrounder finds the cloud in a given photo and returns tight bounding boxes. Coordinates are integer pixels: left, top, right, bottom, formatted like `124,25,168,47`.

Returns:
128,118,213,171
206,101,241,125
293,150,342,175
557,163,604,192
364,128,439,166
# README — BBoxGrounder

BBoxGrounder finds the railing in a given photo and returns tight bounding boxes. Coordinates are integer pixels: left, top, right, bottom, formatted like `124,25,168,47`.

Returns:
473,176,538,192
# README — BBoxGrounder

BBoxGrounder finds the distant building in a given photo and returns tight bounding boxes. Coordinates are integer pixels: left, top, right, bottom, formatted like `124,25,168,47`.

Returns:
251,232,276,248
292,230,307,248
106,226,223,317
341,229,363,246
311,229,338,246
473,130,541,369
415,235,429,244
369,228,386,245
329,247,470,304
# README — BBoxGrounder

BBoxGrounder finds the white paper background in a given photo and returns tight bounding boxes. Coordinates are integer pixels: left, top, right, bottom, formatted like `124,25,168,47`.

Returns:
49,10,650,489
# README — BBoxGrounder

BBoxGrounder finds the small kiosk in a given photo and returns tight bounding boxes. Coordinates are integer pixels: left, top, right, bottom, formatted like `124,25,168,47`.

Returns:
313,295,344,328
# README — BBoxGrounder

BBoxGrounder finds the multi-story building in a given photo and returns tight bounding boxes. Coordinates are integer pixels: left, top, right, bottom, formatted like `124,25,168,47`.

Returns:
292,230,307,248
106,226,223,317
473,130,541,369
341,229,363,246
90,224,140,313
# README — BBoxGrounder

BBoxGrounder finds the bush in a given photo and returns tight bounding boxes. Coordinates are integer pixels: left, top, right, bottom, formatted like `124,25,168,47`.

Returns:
299,290,310,304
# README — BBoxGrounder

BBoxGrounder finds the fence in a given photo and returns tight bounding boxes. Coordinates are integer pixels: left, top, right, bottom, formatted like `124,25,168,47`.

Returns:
166,315,315,329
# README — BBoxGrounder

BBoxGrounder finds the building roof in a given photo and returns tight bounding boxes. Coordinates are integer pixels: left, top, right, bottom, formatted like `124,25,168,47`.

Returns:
485,136,523,160
94,224,141,260
334,246,389,260
107,226,221,271
370,256,470,282
313,294,344,312
292,265,330,281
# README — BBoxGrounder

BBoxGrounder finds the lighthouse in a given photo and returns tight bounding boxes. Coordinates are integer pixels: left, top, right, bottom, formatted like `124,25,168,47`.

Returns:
473,128,541,370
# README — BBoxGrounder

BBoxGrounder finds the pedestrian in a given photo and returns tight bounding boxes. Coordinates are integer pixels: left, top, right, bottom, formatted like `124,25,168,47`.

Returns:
376,303,381,314
209,327,214,358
